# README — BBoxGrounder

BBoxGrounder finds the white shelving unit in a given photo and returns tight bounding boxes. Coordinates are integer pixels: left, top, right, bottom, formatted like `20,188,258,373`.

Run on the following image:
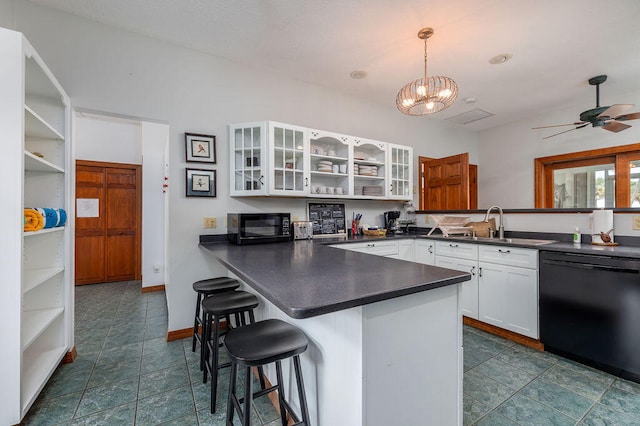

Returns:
0,28,74,424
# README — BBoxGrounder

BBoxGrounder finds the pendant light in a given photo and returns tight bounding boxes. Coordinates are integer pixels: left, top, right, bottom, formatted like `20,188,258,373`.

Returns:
396,28,458,115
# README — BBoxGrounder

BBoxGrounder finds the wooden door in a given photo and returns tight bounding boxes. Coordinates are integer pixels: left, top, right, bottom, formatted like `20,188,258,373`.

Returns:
75,160,141,285
420,153,471,210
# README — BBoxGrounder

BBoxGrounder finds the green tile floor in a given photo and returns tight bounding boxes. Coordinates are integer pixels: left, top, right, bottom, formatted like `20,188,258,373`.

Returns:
23,281,640,425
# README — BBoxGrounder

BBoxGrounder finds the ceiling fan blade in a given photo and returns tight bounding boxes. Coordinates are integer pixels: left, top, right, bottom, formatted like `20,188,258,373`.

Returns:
613,111,640,121
598,104,634,119
532,122,585,129
602,121,631,133
542,123,590,140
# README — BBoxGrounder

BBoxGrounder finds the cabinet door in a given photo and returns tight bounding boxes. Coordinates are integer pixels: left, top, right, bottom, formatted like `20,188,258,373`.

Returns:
398,240,414,261
308,129,350,197
388,144,413,200
478,245,538,269
414,239,435,265
230,122,267,196
269,122,309,196
478,262,538,338
352,138,387,199
436,256,479,319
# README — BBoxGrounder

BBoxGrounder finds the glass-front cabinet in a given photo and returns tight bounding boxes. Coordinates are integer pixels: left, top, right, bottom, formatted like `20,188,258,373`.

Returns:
229,121,413,200
388,144,413,200
269,122,309,196
352,138,387,199
230,122,267,196
309,129,351,197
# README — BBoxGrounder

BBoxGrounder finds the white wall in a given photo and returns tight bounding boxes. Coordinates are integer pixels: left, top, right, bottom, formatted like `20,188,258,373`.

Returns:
74,113,141,163
7,0,478,332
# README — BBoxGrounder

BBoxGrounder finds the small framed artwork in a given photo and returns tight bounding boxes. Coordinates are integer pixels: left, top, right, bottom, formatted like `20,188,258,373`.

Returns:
186,168,216,197
185,132,216,163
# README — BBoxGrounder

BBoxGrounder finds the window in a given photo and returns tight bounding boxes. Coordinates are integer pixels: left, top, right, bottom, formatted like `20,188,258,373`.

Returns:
535,143,640,208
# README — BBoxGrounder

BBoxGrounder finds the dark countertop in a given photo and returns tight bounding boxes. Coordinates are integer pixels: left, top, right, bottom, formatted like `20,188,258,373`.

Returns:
200,239,471,319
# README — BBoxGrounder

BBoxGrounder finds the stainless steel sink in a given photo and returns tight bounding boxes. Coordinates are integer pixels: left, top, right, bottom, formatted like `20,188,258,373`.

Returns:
440,236,556,246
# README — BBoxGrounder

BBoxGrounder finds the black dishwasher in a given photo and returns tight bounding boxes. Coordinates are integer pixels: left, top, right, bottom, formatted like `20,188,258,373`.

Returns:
539,250,640,382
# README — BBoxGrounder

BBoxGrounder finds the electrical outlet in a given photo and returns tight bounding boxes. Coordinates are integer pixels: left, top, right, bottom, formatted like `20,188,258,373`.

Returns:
413,185,417,194
293,215,300,221
203,217,216,228
633,215,640,231
425,216,430,224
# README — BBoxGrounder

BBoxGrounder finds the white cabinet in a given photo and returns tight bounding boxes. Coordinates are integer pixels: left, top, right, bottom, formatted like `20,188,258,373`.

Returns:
230,122,268,196
0,28,73,424
388,144,413,200
309,129,351,197
478,246,538,339
230,122,413,200
398,239,415,261
352,137,387,199
268,122,309,196
334,240,399,257
435,242,480,320
414,239,436,266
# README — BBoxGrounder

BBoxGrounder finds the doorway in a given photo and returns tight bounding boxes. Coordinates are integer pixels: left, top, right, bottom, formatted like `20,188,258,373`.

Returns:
75,160,142,285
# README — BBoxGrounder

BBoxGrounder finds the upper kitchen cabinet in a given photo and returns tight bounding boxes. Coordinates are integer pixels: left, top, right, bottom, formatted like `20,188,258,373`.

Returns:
388,144,413,200
230,122,268,196
230,121,309,197
268,122,309,196
309,129,351,197
229,121,415,201
352,137,387,199
0,28,73,424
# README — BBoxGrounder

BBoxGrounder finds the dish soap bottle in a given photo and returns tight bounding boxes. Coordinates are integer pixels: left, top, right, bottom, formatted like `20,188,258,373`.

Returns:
573,227,581,244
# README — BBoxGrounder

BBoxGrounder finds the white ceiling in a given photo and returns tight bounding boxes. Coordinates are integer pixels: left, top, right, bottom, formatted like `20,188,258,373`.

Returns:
27,0,640,131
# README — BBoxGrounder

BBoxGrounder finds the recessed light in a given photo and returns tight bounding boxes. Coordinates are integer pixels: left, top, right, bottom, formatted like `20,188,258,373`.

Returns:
489,53,513,65
350,70,368,79
464,97,477,104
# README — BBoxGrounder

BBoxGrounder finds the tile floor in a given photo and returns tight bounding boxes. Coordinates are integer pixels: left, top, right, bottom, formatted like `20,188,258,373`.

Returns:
23,281,640,425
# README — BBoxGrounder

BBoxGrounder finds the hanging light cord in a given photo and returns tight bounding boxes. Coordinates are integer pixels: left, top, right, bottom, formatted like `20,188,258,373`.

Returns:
423,35,428,88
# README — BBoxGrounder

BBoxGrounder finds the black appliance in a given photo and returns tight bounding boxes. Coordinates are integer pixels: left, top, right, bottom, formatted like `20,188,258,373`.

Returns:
539,250,640,382
384,210,401,235
227,213,290,245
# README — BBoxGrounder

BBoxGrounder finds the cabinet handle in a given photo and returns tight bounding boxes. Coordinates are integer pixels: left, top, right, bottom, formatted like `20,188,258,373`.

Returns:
498,249,511,254
471,266,476,276
367,243,375,247
305,177,309,187
449,243,459,248
479,267,483,277
259,176,264,185
428,245,433,254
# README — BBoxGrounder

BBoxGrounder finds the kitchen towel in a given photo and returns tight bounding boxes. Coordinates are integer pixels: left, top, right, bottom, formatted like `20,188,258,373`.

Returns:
31,207,67,228
592,209,614,244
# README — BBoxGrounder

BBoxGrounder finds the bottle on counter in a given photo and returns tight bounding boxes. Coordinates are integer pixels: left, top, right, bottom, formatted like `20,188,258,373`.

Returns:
573,227,581,244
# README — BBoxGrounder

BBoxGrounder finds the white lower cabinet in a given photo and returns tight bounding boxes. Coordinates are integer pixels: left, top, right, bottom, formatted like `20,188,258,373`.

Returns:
332,240,399,257
478,245,538,339
414,239,436,265
435,242,479,320
436,241,539,339
398,239,415,261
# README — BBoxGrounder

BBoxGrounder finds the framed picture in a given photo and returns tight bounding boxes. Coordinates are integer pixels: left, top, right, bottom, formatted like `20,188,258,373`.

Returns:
186,168,216,197
185,132,216,163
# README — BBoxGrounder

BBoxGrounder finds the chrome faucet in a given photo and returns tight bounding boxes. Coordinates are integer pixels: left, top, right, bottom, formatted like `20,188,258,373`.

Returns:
484,206,505,239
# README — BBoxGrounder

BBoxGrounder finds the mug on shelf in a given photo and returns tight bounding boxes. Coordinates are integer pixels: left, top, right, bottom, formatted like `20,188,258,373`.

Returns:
339,164,347,174
332,165,339,173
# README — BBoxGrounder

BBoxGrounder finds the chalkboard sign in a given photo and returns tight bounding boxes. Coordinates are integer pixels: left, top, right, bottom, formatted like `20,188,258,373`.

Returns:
308,203,346,237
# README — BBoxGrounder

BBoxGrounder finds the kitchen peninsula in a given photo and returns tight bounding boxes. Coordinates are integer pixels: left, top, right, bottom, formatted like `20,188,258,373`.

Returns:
200,238,471,426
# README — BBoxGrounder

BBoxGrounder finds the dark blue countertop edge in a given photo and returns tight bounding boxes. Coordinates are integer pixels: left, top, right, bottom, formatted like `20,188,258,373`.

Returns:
199,240,471,319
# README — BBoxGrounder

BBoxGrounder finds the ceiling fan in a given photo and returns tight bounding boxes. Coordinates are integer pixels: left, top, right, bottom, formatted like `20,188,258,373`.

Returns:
533,75,640,139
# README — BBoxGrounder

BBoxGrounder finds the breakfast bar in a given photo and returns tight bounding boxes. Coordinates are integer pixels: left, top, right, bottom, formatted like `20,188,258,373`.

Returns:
200,238,471,426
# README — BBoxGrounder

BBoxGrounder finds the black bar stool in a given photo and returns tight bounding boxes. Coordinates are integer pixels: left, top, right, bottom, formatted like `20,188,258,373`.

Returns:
191,277,240,366
201,290,263,413
224,319,311,426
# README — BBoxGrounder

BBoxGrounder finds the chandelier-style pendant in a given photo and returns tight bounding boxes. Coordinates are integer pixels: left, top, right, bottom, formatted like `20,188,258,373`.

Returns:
396,28,458,115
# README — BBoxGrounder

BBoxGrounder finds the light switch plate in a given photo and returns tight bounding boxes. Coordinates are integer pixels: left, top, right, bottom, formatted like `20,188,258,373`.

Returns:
633,215,640,231
203,217,216,228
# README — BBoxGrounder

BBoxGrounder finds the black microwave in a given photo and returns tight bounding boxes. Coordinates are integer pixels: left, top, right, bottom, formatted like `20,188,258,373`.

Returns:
227,213,291,245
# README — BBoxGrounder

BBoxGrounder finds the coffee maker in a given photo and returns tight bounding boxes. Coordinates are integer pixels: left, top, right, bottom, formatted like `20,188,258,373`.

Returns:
384,210,401,235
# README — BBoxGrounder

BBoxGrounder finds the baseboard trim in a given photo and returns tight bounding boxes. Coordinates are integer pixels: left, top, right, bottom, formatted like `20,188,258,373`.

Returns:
463,317,544,351
141,284,165,293
167,327,192,341
62,346,77,364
